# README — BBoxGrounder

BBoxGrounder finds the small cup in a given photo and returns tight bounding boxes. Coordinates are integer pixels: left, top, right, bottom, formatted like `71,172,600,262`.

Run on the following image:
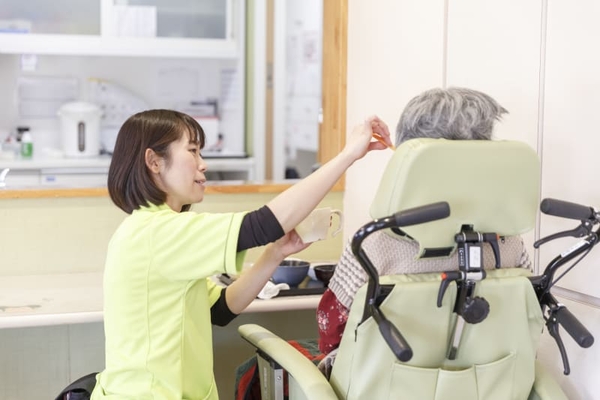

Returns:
295,207,343,243
313,264,336,287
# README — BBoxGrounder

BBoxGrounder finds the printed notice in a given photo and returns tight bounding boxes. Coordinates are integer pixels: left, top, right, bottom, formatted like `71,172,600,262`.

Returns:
114,5,157,38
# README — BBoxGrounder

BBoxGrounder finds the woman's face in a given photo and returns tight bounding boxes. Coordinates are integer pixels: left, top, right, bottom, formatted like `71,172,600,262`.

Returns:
157,134,207,211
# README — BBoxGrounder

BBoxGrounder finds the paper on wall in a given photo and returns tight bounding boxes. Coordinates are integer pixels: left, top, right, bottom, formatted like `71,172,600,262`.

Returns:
114,5,157,38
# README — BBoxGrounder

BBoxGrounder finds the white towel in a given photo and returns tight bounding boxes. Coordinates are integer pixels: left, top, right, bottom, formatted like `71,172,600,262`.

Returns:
257,281,290,299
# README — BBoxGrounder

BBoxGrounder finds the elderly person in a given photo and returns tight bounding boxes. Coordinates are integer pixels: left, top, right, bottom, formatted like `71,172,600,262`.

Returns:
316,87,532,374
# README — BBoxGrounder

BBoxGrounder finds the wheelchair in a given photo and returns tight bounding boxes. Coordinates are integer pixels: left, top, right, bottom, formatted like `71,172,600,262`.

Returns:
239,138,596,400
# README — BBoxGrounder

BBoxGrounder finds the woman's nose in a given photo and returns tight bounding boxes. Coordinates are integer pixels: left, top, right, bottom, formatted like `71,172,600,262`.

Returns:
198,156,207,172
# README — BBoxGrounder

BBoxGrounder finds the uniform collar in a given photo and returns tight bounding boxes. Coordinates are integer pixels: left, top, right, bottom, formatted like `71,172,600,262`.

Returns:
136,203,174,213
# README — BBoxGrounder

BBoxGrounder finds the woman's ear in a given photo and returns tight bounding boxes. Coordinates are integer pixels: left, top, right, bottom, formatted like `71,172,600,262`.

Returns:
145,148,162,174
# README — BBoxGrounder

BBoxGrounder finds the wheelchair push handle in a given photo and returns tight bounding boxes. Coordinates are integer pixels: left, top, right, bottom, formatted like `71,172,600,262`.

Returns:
535,198,599,248
393,201,451,227
540,198,597,221
351,201,451,288
554,305,595,348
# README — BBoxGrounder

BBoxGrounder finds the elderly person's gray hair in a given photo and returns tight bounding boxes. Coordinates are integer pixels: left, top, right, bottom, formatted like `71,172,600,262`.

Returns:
395,87,508,145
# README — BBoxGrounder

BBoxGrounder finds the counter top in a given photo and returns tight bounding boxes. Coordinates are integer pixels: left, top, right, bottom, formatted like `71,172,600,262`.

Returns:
1,156,112,170
0,182,299,199
1,155,254,171
0,155,306,198
0,272,323,329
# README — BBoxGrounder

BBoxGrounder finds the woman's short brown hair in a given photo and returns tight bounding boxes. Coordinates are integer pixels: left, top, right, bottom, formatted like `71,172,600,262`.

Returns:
108,109,205,214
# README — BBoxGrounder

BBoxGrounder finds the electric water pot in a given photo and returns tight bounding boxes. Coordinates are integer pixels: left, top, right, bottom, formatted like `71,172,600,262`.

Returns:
57,101,102,157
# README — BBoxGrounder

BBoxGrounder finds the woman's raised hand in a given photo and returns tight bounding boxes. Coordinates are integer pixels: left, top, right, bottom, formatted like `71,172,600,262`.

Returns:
342,115,393,161
266,115,392,234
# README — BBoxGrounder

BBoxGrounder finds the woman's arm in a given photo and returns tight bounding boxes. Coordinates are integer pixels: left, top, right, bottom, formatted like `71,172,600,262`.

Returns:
225,230,310,314
237,206,284,251
267,116,392,233
226,117,392,314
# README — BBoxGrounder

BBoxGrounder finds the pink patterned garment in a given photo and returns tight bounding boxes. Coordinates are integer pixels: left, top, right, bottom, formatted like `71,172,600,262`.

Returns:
316,289,350,354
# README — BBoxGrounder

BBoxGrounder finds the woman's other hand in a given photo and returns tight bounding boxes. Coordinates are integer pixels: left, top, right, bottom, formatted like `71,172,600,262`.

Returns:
270,230,311,260
225,230,310,313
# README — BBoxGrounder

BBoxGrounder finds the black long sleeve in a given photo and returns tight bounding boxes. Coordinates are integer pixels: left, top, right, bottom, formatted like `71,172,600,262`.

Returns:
210,288,238,326
213,207,283,325
237,205,285,251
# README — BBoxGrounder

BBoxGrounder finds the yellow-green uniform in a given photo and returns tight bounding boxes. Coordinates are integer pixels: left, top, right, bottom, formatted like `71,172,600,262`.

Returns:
91,203,247,399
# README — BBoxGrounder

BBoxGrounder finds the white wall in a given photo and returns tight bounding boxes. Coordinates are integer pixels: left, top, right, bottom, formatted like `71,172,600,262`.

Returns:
345,0,446,236
345,0,600,398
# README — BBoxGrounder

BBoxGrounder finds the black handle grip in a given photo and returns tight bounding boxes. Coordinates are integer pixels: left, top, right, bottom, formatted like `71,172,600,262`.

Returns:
555,306,595,348
377,317,413,362
540,198,595,221
393,201,450,227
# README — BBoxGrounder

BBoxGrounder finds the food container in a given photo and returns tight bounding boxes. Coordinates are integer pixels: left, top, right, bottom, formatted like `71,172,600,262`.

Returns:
271,259,310,287
313,264,336,287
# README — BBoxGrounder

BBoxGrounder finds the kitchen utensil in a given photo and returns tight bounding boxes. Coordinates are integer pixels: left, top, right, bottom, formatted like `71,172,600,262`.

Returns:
295,207,343,243
313,264,336,287
57,101,102,157
271,259,310,287
373,132,395,150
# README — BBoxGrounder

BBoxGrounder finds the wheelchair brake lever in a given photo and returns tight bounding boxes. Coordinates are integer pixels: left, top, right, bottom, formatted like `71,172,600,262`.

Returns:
534,225,590,248
486,234,501,268
437,271,462,307
547,316,571,375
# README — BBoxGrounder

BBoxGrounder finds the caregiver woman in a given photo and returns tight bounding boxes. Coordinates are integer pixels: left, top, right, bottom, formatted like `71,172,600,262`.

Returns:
90,109,392,399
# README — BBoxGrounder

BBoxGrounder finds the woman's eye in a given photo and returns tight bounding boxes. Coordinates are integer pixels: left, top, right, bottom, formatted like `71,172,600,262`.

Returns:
189,147,198,154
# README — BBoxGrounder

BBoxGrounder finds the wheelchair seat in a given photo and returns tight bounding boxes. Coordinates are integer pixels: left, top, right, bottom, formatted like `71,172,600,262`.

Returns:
239,138,568,400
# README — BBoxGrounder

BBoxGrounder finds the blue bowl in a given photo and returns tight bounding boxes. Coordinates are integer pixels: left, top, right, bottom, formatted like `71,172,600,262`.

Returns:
272,259,310,286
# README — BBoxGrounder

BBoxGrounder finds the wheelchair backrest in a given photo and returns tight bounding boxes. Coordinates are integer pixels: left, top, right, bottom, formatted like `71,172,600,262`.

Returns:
369,138,540,257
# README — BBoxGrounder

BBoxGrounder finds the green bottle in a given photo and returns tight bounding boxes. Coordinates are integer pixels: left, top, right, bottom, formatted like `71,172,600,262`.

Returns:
21,131,33,158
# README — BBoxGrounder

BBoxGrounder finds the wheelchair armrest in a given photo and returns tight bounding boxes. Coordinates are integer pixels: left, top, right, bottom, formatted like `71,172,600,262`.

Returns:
528,360,568,400
238,324,338,400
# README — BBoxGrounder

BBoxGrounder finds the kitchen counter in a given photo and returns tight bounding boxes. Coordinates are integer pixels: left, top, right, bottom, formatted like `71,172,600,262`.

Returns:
0,272,323,329
0,156,262,195
0,181,299,199
0,155,112,170
1,155,255,171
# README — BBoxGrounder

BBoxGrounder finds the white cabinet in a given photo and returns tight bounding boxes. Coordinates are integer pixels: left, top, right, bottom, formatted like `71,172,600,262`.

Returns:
40,168,109,187
3,169,40,187
0,0,243,58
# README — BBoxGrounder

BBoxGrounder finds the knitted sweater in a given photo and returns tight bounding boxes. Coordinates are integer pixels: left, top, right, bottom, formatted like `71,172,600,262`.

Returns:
328,230,531,310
